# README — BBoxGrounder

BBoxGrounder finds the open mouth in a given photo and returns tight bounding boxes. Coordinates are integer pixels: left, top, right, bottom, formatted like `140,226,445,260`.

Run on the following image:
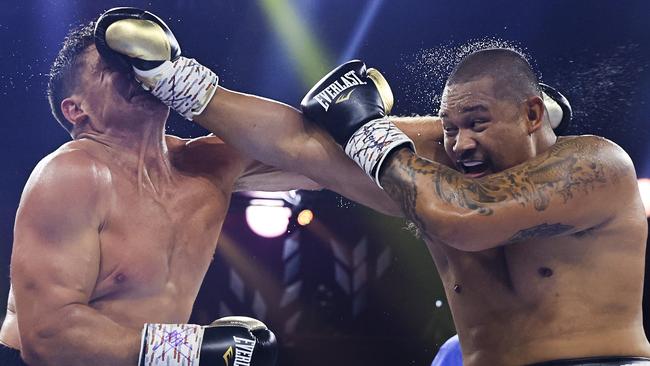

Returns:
458,160,490,178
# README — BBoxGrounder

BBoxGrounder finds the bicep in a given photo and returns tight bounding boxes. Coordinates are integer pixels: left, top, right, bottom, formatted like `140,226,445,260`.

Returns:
12,210,100,310
11,157,104,338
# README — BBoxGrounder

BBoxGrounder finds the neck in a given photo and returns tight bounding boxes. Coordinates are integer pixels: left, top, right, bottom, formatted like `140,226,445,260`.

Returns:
76,117,175,194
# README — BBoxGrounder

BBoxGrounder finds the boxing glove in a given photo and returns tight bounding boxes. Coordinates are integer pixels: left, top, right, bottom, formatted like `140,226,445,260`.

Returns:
94,7,218,120
301,60,414,187
139,316,278,366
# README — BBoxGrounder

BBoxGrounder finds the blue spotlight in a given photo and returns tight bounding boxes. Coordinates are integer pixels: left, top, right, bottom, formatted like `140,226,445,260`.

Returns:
338,0,385,64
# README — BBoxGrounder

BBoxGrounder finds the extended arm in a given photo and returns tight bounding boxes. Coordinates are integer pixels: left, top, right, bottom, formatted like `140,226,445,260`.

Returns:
198,88,452,207
93,12,402,216
12,151,141,366
379,136,636,251
195,87,403,214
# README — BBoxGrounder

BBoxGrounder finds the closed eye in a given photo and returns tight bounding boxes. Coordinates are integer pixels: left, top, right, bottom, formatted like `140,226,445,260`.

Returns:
472,120,490,131
443,126,458,136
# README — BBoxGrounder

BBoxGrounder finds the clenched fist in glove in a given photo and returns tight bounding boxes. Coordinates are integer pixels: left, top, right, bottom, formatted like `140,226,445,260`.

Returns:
301,60,414,187
94,7,218,120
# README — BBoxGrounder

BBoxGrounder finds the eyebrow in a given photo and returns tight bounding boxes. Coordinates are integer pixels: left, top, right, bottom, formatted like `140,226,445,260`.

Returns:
439,104,488,118
461,104,488,113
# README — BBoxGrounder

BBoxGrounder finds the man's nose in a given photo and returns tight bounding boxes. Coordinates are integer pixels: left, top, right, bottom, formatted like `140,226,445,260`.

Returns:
453,130,477,154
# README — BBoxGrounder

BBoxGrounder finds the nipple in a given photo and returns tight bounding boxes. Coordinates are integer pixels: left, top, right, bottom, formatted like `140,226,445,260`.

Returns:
538,267,553,278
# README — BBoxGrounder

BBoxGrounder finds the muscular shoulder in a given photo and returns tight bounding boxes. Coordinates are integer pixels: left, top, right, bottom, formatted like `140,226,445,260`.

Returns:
27,143,112,194
556,135,635,178
540,135,639,208
19,144,112,229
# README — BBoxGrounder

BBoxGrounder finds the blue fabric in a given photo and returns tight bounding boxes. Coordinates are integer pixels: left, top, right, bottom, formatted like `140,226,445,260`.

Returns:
0,344,27,366
431,334,463,366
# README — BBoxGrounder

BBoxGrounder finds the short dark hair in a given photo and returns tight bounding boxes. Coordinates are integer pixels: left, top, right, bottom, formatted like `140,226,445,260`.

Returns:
47,21,96,136
447,48,540,102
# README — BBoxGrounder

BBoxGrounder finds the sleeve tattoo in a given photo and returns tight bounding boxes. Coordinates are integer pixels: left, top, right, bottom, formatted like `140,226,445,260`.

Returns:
381,138,609,243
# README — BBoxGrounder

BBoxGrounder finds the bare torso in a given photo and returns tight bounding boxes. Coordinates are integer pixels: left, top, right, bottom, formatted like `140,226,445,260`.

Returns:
0,136,246,350
426,203,650,365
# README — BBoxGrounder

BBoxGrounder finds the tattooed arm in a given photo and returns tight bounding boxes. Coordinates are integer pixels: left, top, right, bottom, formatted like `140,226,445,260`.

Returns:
379,135,638,251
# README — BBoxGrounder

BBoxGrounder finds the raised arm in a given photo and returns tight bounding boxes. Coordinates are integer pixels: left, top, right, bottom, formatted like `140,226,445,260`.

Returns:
197,89,452,204
380,136,638,251
11,151,141,365
92,9,402,216
195,87,404,214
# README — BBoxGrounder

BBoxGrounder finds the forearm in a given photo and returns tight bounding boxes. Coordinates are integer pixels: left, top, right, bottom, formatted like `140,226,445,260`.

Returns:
195,87,306,167
379,142,605,251
379,148,467,246
195,87,402,216
21,304,141,366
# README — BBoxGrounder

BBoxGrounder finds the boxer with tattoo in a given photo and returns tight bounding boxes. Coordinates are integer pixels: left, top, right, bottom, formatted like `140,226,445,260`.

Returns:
40,7,649,366
302,52,650,365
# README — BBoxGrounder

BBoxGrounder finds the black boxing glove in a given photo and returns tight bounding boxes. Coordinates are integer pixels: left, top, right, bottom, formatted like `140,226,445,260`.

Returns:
139,316,278,366
301,60,393,145
540,83,572,135
94,7,218,120
300,60,414,187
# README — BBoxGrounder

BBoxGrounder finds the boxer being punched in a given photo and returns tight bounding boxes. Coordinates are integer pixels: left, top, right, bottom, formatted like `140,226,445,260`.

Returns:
86,7,636,366
0,9,406,366
301,55,650,365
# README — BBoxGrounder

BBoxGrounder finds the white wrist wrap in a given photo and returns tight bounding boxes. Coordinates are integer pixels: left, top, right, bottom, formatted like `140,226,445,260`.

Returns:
344,118,415,188
134,57,219,120
139,323,205,366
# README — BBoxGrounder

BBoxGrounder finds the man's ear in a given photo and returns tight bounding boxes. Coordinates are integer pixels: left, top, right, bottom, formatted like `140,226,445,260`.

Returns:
61,96,88,126
525,95,545,134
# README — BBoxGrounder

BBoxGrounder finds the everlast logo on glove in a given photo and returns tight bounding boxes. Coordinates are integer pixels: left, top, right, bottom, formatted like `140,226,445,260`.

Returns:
313,70,367,111
225,336,255,366
222,346,234,365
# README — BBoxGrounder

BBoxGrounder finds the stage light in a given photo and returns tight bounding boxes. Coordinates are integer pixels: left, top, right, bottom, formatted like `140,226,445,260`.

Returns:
639,179,650,217
338,0,385,64
296,209,314,226
259,0,333,86
245,199,292,238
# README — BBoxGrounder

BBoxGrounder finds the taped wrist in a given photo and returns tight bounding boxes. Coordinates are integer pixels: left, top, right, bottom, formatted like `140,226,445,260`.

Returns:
344,118,415,188
139,323,204,366
134,56,218,120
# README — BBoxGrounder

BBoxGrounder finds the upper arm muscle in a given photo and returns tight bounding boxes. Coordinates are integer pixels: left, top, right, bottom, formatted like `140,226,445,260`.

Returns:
383,136,635,250
11,150,107,339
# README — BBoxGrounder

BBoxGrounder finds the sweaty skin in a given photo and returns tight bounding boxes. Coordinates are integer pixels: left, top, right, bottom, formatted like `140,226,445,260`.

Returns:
136,52,649,365
0,46,389,366
379,77,650,365
0,46,413,365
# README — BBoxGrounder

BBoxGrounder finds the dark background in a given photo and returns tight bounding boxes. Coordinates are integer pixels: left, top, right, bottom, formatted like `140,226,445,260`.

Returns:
1,1,649,365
